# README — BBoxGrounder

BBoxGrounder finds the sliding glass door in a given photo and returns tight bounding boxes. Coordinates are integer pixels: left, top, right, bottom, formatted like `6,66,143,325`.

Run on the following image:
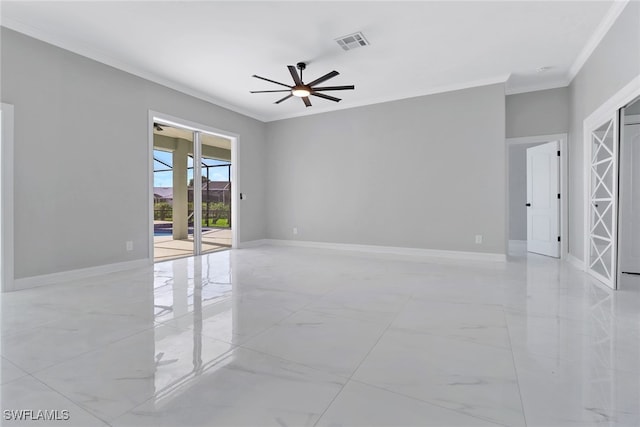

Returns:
198,134,232,255
153,122,233,262
153,124,195,261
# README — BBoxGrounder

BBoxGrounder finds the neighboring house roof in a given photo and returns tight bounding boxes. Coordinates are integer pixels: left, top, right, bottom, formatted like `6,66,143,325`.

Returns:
154,187,173,199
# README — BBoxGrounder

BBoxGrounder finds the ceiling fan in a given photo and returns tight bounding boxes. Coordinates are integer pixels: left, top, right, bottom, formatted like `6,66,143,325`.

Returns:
250,62,355,107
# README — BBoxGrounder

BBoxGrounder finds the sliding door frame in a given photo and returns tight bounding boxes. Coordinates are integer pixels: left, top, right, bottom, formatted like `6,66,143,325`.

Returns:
148,111,239,261
584,115,619,288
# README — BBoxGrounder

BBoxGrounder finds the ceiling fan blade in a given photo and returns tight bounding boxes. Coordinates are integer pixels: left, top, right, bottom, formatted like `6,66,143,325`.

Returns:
311,92,341,103
275,94,293,104
287,65,303,86
311,85,355,91
307,70,339,87
302,96,312,107
252,75,292,89
250,89,292,93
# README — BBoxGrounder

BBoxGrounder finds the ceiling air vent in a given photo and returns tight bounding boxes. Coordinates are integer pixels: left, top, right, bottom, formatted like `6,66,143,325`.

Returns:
335,32,369,51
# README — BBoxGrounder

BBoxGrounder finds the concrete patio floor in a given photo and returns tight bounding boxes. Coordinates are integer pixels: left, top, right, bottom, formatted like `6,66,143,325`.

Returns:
154,228,231,261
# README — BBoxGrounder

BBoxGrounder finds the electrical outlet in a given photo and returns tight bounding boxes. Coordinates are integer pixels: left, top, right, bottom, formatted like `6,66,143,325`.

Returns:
293,227,298,235
126,241,134,251
475,235,483,244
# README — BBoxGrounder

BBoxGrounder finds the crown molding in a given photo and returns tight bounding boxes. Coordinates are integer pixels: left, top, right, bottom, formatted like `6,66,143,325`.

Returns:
567,0,630,84
263,74,511,122
505,78,570,96
0,18,268,122
6,0,626,124
2,18,509,124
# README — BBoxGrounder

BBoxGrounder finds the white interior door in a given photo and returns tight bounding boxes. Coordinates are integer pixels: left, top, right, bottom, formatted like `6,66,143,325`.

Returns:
619,122,640,274
526,141,560,257
587,117,618,289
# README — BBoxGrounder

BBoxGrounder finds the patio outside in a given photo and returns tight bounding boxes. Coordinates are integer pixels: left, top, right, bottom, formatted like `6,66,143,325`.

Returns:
153,226,231,261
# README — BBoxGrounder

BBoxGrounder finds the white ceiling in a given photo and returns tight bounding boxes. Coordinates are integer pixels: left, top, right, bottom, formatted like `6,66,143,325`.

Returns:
1,1,623,122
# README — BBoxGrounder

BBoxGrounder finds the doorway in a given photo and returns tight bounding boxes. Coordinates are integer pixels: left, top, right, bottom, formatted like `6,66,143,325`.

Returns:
506,134,568,258
149,112,239,262
618,96,640,288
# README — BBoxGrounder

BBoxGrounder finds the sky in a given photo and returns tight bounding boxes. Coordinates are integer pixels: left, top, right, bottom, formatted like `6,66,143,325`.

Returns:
153,149,231,188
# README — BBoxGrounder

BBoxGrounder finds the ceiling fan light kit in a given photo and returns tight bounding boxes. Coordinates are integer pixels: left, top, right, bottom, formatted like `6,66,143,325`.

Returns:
291,86,311,97
250,62,355,108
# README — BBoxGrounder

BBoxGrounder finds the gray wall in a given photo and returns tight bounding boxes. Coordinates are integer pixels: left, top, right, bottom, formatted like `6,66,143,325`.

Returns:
265,84,506,255
1,28,267,279
568,1,640,261
506,87,569,138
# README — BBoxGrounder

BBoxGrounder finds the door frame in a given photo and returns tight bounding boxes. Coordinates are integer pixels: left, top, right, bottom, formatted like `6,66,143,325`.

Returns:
506,133,568,259
618,115,640,280
148,110,240,261
1,103,15,292
583,75,640,289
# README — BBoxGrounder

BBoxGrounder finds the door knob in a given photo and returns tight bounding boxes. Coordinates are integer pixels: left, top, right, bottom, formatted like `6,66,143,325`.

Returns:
526,203,531,207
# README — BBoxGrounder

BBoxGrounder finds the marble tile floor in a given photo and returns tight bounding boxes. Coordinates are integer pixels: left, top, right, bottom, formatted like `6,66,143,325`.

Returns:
1,246,639,426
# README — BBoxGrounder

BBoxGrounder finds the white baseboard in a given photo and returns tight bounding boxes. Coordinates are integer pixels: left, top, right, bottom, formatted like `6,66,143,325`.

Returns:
508,240,527,250
236,239,269,249
566,253,585,271
264,239,506,262
11,258,151,292
8,238,507,292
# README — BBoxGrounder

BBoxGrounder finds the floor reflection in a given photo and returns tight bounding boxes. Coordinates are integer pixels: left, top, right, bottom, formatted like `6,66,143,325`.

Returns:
1,248,639,426
151,253,235,402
